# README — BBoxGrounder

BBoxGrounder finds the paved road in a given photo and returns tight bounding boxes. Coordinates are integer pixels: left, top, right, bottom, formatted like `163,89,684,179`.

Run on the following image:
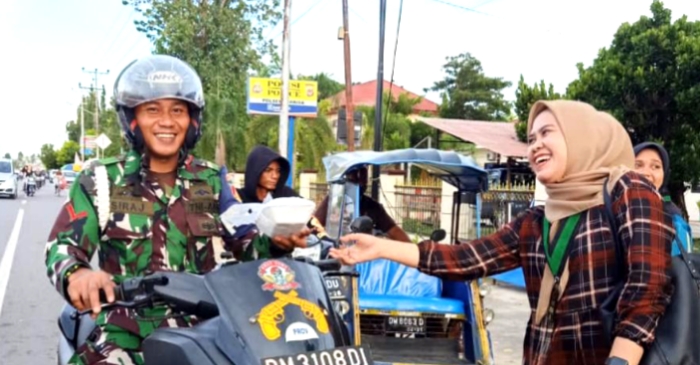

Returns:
483,282,529,364
0,185,66,364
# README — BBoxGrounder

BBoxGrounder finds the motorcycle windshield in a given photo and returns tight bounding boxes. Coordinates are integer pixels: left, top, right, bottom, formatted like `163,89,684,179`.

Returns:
204,259,344,361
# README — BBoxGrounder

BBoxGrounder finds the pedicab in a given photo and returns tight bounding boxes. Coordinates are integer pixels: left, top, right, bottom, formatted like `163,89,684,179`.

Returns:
318,148,496,365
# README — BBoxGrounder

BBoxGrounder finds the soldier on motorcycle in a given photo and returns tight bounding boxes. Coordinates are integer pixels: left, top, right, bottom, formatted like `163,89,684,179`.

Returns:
44,55,310,365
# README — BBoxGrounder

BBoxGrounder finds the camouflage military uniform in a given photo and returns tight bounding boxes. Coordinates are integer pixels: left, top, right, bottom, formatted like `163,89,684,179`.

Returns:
45,150,285,364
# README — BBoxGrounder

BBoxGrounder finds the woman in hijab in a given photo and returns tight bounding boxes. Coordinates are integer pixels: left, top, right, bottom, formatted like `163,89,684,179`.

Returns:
331,100,675,365
634,142,692,255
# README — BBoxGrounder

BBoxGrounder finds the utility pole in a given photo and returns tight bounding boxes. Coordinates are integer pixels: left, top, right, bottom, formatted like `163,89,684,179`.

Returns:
81,67,110,134
80,102,85,162
372,0,388,201
341,0,355,151
279,0,292,161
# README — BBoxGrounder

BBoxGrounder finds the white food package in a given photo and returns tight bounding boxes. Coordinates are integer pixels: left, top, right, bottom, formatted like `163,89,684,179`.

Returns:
220,197,316,238
256,197,316,237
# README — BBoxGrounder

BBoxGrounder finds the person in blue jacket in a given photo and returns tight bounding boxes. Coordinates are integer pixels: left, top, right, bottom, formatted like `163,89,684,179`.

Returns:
634,142,693,255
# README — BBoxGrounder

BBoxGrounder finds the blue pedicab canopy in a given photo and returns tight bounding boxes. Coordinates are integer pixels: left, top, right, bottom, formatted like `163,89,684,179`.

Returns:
322,148,489,192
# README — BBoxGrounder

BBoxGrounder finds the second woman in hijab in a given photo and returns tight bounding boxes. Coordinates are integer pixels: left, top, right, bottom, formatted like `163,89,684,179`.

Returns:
330,100,675,365
633,142,692,255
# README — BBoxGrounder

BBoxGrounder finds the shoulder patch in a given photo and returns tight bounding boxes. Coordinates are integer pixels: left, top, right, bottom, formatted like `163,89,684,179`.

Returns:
99,155,125,166
194,158,221,172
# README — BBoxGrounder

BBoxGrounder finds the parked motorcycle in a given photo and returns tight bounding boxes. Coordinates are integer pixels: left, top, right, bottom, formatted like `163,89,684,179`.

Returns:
57,220,374,365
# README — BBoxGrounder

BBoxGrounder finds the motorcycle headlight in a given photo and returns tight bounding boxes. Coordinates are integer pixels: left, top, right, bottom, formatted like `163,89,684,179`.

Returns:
483,308,495,326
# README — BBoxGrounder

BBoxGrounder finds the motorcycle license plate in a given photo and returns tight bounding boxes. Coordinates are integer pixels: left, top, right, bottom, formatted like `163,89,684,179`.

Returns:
385,316,426,334
261,345,374,365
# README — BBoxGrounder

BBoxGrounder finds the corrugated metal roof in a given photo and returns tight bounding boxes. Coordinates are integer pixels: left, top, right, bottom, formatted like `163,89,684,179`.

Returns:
416,116,528,158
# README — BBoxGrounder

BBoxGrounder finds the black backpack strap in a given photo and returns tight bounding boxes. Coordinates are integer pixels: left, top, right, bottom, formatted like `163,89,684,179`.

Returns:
602,177,627,282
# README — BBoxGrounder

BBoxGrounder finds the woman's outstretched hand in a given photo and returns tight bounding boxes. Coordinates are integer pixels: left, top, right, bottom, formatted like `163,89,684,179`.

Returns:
329,233,384,265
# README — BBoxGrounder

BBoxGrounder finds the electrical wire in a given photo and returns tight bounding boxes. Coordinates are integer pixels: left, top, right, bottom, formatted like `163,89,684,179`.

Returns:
426,0,492,16
381,0,405,144
97,7,136,65
271,0,326,39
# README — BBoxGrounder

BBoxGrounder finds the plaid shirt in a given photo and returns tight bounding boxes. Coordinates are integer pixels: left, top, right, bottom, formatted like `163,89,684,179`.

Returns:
418,172,674,365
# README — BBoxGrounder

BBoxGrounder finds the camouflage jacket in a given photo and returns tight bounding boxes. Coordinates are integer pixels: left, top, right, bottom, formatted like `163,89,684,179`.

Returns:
44,151,286,333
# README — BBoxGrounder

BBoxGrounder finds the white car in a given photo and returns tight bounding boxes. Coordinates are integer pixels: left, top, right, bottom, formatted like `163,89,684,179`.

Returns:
62,171,77,187
0,158,18,199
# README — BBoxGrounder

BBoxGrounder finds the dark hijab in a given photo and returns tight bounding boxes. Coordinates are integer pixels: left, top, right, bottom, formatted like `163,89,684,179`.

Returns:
633,142,682,216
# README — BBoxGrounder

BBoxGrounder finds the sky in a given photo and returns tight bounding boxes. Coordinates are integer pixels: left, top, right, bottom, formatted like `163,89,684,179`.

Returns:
0,0,698,158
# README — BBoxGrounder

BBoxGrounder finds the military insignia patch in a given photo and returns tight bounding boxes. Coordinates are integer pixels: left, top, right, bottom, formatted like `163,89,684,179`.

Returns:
190,183,213,200
258,260,300,291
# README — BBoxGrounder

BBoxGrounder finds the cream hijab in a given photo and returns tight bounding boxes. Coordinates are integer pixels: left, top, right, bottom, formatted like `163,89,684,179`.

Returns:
528,100,635,324
528,100,635,222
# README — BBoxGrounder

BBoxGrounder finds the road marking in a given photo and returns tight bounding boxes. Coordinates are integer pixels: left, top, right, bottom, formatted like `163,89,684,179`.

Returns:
0,209,24,319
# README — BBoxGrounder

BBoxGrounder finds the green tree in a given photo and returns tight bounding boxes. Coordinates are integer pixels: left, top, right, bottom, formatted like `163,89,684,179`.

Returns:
409,121,434,147
298,72,344,101
39,144,58,169
3,153,10,159
194,96,248,169
126,0,280,99
428,53,512,120
513,75,562,142
244,114,338,175
295,116,339,172
567,0,700,217
65,92,104,144
357,92,423,150
100,96,127,158
55,141,80,167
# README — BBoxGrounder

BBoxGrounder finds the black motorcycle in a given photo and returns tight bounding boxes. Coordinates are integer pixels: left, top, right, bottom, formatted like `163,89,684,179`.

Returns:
57,221,374,365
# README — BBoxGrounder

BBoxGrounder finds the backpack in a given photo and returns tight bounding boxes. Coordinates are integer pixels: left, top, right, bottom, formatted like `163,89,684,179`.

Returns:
600,180,700,365
670,213,692,255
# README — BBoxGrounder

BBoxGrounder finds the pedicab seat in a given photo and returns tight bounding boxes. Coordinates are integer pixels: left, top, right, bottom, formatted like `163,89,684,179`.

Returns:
357,259,465,315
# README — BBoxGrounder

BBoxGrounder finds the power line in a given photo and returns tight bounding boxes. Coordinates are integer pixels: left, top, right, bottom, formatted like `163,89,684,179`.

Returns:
472,0,500,9
98,7,137,65
426,0,492,16
94,5,132,59
427,0,559,34
271,0,325,39
382,0,405,141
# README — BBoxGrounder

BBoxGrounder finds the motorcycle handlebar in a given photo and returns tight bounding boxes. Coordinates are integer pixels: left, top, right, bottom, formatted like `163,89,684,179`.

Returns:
71,275,168,319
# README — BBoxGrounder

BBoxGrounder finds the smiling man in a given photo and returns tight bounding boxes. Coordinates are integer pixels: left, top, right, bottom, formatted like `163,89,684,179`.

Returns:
45,55,309,365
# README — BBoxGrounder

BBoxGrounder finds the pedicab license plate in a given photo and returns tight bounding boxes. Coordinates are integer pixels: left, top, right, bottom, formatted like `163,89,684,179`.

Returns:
386,316,426,334
261,345,374,365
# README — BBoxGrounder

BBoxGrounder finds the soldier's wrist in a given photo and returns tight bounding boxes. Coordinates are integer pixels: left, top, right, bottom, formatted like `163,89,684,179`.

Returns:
67,267,91,283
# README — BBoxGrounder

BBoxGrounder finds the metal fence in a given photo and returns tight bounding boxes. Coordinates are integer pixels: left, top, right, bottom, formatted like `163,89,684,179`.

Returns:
393,185,442,236
479,183,534,236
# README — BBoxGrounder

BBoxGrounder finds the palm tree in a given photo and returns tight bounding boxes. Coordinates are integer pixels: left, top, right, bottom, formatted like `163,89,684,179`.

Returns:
194,95,249,169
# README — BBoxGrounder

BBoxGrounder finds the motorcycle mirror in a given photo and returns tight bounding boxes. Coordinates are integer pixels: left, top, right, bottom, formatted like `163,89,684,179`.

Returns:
430,229,446,242
350,216,373,234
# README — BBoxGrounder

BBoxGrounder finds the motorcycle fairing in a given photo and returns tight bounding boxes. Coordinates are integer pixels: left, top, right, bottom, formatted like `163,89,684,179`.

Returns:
204,259,349,363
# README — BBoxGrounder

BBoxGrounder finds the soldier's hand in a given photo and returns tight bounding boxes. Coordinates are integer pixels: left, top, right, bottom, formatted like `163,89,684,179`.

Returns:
272,227,311,251
67,268,116,318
